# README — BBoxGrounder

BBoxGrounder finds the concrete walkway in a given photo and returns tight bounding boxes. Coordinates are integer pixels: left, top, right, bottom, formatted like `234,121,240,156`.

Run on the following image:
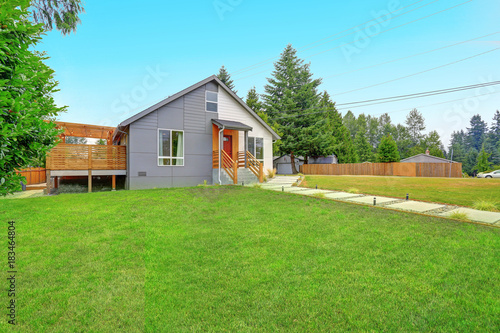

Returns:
261,176,500,227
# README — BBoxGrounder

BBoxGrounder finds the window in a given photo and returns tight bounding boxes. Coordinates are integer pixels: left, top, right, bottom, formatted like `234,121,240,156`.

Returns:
206,91,218,112
247,137,264,162
158,129,184,166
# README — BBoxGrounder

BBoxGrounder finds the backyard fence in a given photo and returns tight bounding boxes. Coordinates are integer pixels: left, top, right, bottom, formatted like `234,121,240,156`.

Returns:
300,162,462,178
17,167,47,185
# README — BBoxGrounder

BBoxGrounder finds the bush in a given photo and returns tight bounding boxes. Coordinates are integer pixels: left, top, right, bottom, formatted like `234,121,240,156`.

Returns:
347,188,360,194
449,211,470,221
267,168,277,179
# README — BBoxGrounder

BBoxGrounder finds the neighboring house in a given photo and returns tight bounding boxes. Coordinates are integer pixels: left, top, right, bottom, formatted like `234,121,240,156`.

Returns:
273,154,337,175
400,153,458,164
112,75,280,190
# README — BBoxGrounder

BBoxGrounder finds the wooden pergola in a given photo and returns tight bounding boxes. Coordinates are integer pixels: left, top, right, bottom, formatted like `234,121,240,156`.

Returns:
55,121,116,144
46,122,126,193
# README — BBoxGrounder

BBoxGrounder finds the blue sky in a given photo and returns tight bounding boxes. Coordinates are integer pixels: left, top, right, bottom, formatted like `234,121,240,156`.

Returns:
38,0,500,146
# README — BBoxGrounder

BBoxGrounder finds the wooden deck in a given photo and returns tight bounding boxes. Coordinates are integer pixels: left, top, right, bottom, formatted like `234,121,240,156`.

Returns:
46,144,126,171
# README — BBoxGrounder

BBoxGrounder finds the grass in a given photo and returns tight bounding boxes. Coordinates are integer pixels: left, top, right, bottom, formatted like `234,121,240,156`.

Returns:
449,211,470,221
0,187,499,332
347,187,360,194
303,175,500,209
473,200,500,212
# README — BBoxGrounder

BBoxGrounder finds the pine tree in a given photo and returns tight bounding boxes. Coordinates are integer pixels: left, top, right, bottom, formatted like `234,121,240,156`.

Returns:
463,149,479,175
405,108,426,144
475,147,492,173
354,128,373,162
392,124,413,159
466,114,488,151
319,92,357,163
377,134,400,162
217,65,237,93
343,110,358,140
491,110,500,142
245,86,262,113
422,131,445,158
262,44,323,173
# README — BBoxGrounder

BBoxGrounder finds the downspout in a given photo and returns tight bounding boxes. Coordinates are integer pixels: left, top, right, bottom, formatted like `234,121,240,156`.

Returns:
218,125,225,185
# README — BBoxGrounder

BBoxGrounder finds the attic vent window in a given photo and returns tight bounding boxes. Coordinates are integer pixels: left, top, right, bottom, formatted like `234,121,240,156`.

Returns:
206,91,218,112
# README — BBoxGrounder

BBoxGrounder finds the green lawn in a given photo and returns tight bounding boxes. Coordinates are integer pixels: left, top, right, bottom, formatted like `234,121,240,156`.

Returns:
302,175,500,209
1,187,499,332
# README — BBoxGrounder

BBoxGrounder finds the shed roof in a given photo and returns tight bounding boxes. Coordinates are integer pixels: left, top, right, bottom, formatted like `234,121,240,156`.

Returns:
400,153,459,163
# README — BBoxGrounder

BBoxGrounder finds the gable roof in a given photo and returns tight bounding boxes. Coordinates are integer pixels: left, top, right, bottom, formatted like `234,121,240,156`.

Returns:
117,75,280,140
400,153,459,163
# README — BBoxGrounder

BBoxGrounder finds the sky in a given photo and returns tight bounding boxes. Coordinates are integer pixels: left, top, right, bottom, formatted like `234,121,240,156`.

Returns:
38,0,500,147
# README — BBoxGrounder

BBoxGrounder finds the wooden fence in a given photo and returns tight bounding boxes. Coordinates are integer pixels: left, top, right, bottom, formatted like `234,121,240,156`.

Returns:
300,162,462,178
17,167,47,185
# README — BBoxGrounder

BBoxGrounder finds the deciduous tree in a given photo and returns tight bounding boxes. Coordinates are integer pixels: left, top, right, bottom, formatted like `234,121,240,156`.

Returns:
31,0,84,35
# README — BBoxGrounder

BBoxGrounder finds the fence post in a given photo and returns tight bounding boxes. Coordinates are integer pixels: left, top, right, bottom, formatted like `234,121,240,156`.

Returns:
233,160,238,185
259,163,263,183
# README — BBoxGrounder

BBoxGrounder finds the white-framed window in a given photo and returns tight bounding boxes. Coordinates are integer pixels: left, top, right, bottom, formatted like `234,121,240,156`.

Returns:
206,91,218,112
247,137,264,162
158,129,184,166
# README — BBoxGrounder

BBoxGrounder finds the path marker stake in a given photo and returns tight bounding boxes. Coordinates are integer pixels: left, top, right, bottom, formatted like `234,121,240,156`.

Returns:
374,197,377,206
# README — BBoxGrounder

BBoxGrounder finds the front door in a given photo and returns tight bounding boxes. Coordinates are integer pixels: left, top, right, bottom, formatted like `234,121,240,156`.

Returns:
223,135,232,158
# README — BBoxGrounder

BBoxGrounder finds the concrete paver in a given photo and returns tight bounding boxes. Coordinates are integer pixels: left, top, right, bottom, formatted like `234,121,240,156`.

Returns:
385,201,445,213
346,196,399,205
440,208,500,224
296,189,333,196
324,192,362,199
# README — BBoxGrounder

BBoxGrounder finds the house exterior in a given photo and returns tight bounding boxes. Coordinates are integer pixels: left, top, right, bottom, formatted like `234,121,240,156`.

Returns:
112,76,280,190
400,153,458,164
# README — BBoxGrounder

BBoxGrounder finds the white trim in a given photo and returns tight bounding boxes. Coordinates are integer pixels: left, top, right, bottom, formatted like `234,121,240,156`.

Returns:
205,90,219,113
157,128,185,167
247,136,264,163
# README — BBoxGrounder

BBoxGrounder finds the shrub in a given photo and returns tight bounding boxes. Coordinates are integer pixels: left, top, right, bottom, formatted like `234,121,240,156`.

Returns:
252,183,262,189
347,188,360,194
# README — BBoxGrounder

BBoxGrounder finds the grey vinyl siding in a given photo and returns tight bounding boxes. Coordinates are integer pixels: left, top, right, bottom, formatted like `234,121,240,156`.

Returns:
127,84,218,190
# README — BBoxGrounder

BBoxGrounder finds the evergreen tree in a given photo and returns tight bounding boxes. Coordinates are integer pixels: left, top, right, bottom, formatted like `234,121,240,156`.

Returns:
392,124,413,159
262,44,323,173
31,0,85,34
217,65,237,93
405,108,426,144
343,110,358,140
463,149,478,175
245,86,262,113
377,134,400,162
466,114,488,151
475,147,492,173
366,115,380,150
448,130,467,163
490,110,500,142
378,113,394,137
319,92,357,163
354,128,373,162
422,131,445,158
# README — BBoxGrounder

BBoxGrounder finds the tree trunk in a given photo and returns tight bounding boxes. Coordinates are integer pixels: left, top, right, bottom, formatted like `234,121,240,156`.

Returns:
304,156,309,164
290,152,298,174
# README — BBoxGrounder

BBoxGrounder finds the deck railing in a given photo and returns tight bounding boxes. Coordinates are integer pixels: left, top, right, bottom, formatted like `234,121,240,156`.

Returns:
46,144,126,170
213,150,264,183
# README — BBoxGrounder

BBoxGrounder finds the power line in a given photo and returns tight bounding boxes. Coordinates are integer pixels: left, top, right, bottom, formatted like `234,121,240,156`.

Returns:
234,0,473,82
323,31,500,79
232,0,433,76
334,47,500,96
264,81,500,121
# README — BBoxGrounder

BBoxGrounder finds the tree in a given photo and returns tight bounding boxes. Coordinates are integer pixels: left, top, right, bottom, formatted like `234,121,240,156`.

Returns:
466,114,488,151
463,149,478,176
392,124,413,160
262,44,323,173
366,115,380,150
319,92,357,163
1,0,65,195
245,86,262,113
217,65,237,93
354,128,373,162
490,110,500,142
31,0,85,35
377,134,400,162
422,131,445,158
97,139,107,145
65,136,87,144
405,108,425,144
343,110,358,140
448,130,467,163
475,147,492,173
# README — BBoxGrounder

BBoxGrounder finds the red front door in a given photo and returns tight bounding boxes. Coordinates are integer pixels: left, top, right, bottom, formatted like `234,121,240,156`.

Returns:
223,135,232,158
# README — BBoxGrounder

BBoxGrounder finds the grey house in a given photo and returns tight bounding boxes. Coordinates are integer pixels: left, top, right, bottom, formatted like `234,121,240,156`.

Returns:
112,76,280,190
